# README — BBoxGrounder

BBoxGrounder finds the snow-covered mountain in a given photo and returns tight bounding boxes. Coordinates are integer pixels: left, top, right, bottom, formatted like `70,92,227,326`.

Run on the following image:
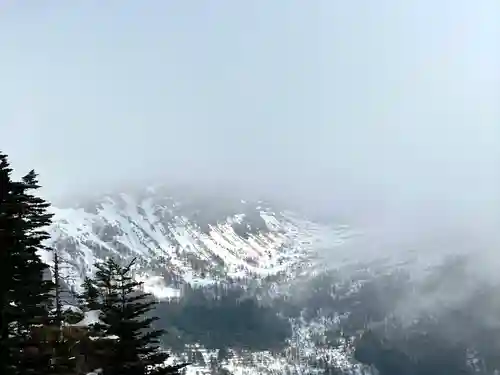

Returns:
40,186,354,299
39,186,369,374
39,186,491,374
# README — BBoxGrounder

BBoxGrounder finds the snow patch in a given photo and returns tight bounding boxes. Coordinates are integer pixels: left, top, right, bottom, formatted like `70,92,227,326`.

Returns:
70,310,106,327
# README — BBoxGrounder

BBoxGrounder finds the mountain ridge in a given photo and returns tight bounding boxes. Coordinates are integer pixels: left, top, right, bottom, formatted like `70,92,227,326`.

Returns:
38,186,491,374
40,186,354,300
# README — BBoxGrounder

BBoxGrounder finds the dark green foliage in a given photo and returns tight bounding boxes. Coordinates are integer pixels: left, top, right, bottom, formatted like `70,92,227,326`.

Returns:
0,152,55,375
354,326,471,375
49,249,79,375
61,308,84,325
154,285,291,351
48,336,79,375
277,262,500,375
90,257,189,375
79,276,100,310
342,256,500,375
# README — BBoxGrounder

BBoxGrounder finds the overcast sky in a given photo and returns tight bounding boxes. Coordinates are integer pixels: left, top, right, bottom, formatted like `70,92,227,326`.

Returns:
1,1,499,223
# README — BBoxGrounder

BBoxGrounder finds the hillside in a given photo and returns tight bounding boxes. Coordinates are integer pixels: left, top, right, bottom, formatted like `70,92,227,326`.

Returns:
39,186,500,375
40,186,354,299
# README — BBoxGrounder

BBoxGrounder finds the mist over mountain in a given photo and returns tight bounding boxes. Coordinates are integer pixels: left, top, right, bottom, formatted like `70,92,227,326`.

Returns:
2,1,500,374
34,182,499,375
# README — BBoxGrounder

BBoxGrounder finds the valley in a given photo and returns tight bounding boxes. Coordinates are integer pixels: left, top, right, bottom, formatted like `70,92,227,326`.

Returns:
40,187,500,375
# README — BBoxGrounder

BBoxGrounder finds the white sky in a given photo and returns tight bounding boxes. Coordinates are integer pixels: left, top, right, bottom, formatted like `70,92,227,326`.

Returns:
0,1,498,226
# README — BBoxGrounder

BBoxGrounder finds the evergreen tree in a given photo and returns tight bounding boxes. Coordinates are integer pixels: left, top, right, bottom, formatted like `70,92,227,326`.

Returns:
48,248,77,374
91,257,189,375
0,152,17,375
0,152,55,375
79,276,101,311
52,250,63,332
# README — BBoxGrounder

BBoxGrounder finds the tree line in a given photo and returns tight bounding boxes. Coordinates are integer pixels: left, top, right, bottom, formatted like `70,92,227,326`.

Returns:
154,283,291,352
0,151,188,375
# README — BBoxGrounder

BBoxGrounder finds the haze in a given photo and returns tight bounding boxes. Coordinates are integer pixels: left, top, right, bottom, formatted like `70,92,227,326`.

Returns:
1,1,499,231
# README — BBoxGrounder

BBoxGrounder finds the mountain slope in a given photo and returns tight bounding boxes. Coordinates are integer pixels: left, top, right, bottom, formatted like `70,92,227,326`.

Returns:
39,187,393,374
40,187,354,299
41,187,488,374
